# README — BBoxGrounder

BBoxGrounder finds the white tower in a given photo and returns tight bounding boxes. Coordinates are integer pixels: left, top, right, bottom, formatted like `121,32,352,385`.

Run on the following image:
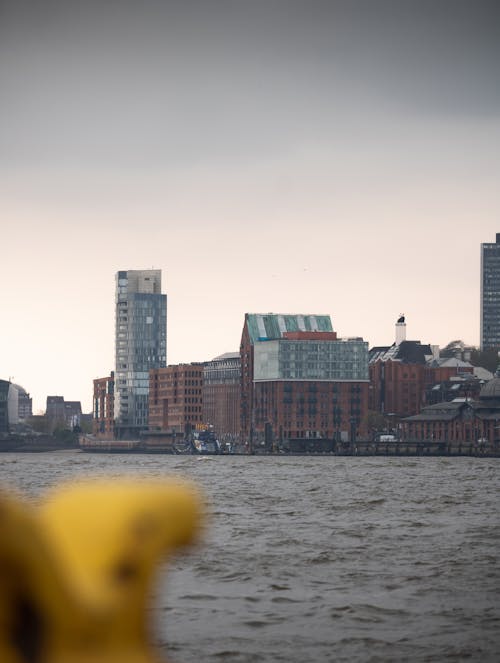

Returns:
395,315,406,345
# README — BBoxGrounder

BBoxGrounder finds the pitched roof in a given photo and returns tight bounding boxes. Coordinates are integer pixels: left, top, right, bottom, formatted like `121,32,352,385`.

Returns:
434,357,474,369
211,352,240,361
479,377,500,400
403,399,479,422
369,340,432,365
245,313,333,344
405,412,458,421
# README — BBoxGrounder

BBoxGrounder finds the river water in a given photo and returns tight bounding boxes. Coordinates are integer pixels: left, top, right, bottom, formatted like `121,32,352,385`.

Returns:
1,451,499,662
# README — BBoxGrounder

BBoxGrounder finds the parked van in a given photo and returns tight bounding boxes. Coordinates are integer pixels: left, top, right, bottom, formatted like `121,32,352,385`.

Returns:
377,434,397,442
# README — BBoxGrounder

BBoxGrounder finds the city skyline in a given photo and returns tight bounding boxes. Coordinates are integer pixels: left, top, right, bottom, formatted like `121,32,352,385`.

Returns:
1,1,499,412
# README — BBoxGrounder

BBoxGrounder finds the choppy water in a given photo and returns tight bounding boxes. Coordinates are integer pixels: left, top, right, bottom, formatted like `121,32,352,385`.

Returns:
1,452,499,662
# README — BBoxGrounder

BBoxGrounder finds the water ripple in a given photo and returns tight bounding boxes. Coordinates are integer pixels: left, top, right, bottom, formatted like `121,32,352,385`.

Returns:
1,452,499,662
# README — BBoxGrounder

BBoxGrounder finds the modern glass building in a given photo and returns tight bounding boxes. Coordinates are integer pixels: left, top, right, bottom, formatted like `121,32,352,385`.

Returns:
0,380,19,434
114,270,167,437
481,234,500,350
240,313,370,445
253,338,368,382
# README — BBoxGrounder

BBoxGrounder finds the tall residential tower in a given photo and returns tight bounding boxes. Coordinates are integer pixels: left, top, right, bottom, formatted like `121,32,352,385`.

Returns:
115,270,167,438
480,234,500,350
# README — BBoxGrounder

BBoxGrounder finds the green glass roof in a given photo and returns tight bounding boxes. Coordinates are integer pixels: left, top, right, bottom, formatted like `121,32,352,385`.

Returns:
246,313,333,344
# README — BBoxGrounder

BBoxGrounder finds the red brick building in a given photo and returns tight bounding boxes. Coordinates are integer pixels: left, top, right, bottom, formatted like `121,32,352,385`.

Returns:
402,375,500,451
369,318,474,418
92,372,115,437
203,353,241,437
149,363,204,433
240,313,370,448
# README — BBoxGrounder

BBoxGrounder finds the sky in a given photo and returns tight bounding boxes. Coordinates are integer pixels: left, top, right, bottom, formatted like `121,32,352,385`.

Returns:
1,0,499,413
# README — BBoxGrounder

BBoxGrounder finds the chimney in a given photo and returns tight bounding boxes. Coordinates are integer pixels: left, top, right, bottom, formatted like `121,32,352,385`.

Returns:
395,315,406,345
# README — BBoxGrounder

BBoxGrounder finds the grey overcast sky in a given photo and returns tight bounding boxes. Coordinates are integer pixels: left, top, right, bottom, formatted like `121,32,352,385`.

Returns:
1,0,499,412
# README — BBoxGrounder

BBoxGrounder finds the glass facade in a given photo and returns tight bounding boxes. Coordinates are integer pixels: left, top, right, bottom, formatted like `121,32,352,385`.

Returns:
0,380,9,433
204,353,241,384
246,313,333,344
115,270,167,433
0,380,19,433
481,234,500,350
253,339,369,382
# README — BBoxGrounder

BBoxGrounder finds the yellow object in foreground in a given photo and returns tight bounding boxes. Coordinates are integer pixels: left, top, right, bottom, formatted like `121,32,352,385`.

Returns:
0,478,203,663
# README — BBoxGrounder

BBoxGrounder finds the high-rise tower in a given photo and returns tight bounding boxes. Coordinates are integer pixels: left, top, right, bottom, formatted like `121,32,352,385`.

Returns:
114,270,167,438
480,234,500,350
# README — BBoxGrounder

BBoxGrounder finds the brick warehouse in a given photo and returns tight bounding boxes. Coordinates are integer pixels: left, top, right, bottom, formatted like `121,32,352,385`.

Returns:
92,372,115,437
402,372,500,453
149,363,204,433
369,317,475,418
240,313,370,450
203,352,241,437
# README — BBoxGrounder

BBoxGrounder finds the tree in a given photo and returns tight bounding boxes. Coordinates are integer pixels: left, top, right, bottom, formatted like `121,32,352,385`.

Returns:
364,410,388,434
53,426,79,447
469,347,500,374
27,415,51,434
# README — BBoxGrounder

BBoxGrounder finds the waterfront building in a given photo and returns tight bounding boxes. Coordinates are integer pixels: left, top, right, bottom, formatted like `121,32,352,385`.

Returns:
46,396,82,430
424,373,486,406
369,317,436,418
16,385,32,421
240,313,369,447
0,380,20,433
203,352,241,437
481,233,500,350
149,363,204,433
114,269,167,438
403,372,500,451
369,317,474,418
93,372,115,437
0,382,32,425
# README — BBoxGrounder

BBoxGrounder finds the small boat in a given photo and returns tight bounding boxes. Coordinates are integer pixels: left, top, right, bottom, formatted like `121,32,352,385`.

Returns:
191,430,221,455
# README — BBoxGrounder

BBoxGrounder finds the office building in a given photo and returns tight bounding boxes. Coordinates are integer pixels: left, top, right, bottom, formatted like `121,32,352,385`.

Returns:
240,313,370,448
16,386,33,421
0,380,19,434
481,233,500,350
115,270,167,438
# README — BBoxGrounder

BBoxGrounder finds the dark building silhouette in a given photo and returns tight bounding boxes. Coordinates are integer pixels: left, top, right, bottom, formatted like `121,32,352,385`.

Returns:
46,396,82,431
425,374,485,406
0,380,16,433
481,233,500,350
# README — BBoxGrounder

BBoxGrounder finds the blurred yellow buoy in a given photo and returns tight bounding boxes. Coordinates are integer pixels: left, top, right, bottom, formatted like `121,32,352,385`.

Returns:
0,478,203,663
